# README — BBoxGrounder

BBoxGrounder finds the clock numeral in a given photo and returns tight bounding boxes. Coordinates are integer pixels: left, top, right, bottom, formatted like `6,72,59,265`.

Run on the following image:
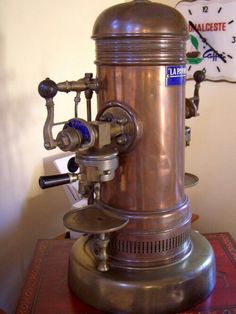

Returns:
188,65,192,71
217,66,221,73
217,7,222,14
188,9,192,15
232,36,236,44
202,6,208,13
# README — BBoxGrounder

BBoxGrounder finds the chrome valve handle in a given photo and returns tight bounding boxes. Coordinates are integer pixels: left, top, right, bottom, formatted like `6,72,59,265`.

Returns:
38,74,99,151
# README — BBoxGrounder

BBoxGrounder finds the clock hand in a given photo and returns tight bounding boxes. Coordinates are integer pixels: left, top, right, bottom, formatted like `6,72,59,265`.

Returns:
189,21,227,64
189,21,207,43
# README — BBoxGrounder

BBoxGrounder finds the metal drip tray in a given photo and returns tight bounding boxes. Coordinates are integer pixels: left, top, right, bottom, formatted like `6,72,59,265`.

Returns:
63,205,129,234
184,172,199,188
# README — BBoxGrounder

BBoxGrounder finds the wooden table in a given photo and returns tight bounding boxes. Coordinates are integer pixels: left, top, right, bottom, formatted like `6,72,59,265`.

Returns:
16,233,236,314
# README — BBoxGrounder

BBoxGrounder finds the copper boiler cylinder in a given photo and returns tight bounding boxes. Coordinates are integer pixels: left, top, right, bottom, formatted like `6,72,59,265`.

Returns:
68,1,216,313
93,0,190,267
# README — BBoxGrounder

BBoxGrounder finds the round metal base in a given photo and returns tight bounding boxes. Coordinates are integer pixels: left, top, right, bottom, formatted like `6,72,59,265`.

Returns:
69,231,216,314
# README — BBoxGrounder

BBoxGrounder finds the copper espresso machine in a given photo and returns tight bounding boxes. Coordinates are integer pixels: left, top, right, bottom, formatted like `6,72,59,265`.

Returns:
38,1,216,313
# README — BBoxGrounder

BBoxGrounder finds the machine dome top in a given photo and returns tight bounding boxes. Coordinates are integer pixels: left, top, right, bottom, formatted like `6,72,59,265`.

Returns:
92,0,188,38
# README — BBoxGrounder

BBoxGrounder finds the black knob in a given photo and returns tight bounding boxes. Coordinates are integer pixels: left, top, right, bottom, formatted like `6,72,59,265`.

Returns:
39,174,71,189
85,73,93,79
38,78,58,99
193,71,205,84
67,157,79,173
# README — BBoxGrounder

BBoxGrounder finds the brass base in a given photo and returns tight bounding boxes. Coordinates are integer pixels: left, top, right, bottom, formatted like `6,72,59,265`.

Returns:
69,231,216,314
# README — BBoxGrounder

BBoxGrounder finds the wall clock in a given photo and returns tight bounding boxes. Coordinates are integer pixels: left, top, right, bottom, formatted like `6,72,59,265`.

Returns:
176,0,236,82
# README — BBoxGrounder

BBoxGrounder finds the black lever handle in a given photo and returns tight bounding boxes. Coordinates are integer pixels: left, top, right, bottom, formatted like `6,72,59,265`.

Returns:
39,173,78,189
193,70,205,109
186,70,205,119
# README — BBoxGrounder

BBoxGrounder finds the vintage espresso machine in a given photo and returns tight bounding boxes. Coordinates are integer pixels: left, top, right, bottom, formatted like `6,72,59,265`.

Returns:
38,1,216,313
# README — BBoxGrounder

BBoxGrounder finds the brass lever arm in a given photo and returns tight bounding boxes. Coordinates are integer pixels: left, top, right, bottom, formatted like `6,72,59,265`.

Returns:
185,70,205,119
38,78,58,149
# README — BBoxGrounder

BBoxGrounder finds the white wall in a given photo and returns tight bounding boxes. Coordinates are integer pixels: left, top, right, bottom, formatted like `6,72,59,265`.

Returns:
0,0,235,313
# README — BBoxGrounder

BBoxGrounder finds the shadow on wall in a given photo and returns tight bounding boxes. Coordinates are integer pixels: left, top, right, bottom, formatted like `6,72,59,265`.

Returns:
20,152,71,265
0,30,24,313
0,153,71,313
0,27,72,312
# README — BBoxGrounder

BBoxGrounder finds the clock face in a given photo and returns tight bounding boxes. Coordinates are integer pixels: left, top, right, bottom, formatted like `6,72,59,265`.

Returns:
176,0,236,82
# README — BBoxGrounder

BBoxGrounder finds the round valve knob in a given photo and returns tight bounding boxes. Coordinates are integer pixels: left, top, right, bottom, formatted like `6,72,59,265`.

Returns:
38,78,58,99
193,70,206,84
56,118,96,152
67,157,79,173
